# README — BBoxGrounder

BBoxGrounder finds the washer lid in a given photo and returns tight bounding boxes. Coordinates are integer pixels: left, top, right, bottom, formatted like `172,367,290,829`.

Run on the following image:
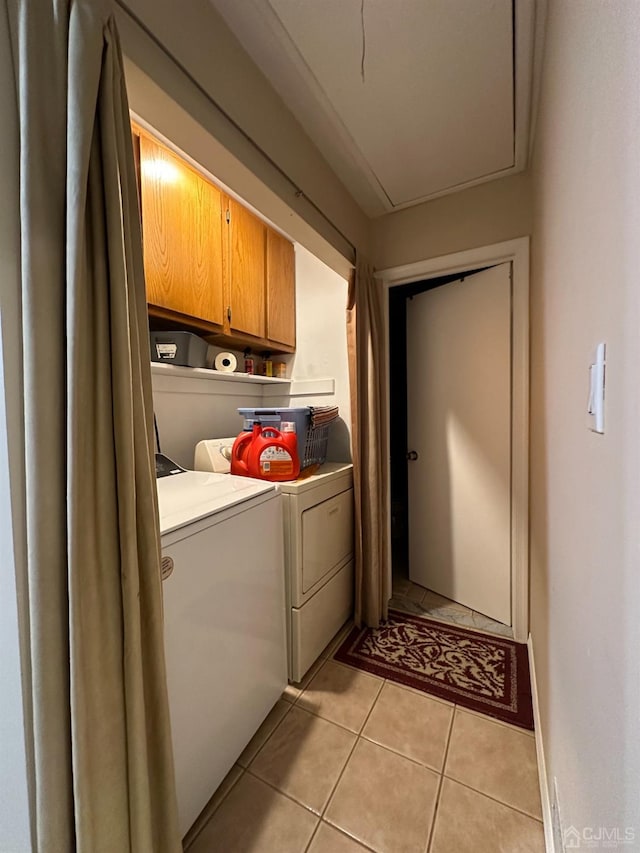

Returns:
157,470,275,535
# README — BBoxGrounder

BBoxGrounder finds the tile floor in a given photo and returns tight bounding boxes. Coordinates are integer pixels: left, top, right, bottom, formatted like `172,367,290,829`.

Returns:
185,622,544,853
390,575,514,639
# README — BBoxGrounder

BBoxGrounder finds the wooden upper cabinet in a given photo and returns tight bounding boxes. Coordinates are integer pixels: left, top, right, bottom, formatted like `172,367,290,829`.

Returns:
227,199,266,339
134,124,296,352
266,229,296,348
139,135,224,327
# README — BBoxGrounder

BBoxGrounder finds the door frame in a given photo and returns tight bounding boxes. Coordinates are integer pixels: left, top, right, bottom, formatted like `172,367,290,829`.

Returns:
378,237,530,642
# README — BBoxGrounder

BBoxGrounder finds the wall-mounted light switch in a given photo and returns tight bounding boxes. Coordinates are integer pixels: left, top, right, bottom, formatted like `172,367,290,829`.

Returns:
587,342,606,434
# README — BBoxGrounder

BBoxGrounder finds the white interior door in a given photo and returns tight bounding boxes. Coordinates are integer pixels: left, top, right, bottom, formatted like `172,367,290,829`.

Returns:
406,263,511,624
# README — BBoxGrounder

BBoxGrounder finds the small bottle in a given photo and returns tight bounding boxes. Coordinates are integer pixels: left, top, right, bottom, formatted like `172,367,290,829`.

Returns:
274,362,287,378
261,352,273,377
281,420,297,446
281,421,300,476
244,348,254,375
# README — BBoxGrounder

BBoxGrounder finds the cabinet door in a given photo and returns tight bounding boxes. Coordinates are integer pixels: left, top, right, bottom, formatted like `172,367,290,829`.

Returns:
140,136,224,326
228,199,266,339
266,229,296,348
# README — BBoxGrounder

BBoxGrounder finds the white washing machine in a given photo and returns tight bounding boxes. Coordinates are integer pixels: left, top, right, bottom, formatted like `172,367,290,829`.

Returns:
194,440,354,683
157,470,287,837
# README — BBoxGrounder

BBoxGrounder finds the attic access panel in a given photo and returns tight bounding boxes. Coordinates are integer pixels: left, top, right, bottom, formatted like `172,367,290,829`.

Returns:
268,0,514,207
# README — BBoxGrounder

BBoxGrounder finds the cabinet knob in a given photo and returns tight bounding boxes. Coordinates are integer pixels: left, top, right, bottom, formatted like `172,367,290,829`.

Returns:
406,450,419,461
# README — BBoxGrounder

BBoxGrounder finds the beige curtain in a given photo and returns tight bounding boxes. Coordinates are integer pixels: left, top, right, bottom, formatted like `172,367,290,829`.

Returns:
6,1,181,850
347,254,390,627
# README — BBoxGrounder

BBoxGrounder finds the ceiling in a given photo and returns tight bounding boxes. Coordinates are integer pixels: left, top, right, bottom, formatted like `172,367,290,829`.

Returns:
210,0,536,218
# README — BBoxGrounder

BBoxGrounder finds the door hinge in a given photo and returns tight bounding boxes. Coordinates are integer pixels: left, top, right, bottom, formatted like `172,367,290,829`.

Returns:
225,209,230,224
227,306,232,323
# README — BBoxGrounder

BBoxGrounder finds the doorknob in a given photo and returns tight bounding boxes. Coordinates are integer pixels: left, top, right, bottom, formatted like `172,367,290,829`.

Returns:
406,450,419,461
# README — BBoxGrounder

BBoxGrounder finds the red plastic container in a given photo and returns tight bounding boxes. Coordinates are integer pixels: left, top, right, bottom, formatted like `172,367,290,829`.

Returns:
232,424,301,481
230,425,258,476
249,426,300,482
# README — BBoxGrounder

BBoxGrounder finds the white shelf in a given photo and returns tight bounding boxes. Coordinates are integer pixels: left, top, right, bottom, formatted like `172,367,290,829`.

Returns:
150,362,291,385
263,377,335,398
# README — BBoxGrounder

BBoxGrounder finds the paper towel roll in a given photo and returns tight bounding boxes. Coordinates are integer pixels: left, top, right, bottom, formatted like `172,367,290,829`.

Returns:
214,352,237,373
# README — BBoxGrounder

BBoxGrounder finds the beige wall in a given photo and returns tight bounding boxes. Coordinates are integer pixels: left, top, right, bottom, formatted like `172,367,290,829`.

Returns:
371,171,532,271
118,0,370,265
530,0,640,839
288,245,351,463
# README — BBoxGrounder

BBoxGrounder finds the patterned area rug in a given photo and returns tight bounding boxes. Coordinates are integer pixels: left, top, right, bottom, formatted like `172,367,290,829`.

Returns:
334,610,534,730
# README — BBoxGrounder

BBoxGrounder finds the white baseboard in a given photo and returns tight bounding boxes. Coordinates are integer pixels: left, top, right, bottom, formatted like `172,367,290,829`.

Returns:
528,634,556,853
